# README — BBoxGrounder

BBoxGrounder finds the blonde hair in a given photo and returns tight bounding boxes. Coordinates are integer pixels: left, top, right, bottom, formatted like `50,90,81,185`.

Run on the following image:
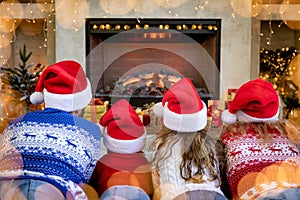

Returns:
150,126,224,184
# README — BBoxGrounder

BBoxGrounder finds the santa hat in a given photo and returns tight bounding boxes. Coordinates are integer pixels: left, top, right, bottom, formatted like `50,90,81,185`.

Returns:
30,60,92,112
100,99,146,154
153,78,207,132
221,78,279,124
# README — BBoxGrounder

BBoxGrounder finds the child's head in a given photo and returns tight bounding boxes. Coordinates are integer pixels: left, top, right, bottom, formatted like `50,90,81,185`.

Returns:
99,99,146,154
151,78,221,184
153,78,207,132
30,60,92,112
222,78,279,124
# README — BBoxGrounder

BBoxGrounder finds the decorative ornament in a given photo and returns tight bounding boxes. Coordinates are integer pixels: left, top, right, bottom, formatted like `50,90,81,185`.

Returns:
288,54,300,104
284,20,300,30
19,19,44,36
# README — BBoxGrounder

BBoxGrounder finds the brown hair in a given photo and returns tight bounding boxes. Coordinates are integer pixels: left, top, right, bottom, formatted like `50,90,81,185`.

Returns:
221,119,300,144
150,126,224,185
221,120,287,140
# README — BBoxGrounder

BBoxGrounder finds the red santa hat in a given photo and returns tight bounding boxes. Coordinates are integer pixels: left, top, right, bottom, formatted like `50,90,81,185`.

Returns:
221,78,280,124
100,99,146,154
153,78,207,132
30,60,92,112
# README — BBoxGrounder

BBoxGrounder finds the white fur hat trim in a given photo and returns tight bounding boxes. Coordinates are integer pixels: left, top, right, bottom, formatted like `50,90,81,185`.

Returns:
221,110,237,124
162,101,207,132
236,109,279,123
102,127,146,154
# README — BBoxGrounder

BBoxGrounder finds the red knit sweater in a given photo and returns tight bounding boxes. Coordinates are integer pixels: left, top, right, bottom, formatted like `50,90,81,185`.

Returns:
89,152,153,197
221,127,300,199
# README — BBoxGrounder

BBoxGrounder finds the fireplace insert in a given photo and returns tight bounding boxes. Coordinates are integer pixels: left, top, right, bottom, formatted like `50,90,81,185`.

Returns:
85,18,221,108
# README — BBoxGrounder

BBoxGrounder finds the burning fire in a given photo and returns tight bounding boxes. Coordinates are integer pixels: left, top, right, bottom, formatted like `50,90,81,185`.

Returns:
98,69,183,96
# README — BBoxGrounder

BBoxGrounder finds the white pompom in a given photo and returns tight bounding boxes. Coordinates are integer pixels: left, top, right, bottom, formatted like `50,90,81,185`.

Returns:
30,92,44,104
153,102,164,117
221,110,237,124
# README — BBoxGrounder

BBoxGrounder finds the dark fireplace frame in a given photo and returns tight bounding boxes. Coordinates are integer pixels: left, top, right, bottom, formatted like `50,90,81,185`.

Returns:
85,18,221,107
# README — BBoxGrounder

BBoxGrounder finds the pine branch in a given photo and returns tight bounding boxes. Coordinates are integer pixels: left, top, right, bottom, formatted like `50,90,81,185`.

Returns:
0,44,45,105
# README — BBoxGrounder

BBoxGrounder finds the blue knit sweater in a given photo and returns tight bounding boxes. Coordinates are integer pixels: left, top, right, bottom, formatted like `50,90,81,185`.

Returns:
0,108,101,197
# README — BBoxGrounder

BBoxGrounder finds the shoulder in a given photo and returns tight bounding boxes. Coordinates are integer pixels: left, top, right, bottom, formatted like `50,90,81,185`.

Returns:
73,115,100,129
72,116,101,140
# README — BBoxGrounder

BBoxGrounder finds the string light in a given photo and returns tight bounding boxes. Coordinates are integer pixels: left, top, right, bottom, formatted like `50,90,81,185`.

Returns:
0,0,56,65
73,0,79,32
262,0,274,45
252,1,260,18
27,0,35,23
39,18,47,49
194,0,206,11
90,22,218,32
135,1,141,24
0,0,299,66
230,0,236,18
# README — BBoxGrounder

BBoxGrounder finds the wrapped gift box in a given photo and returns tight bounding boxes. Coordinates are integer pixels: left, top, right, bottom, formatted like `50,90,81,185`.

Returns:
207,100,226,128
83,98,109,123
135,103,162,134
227,88,238,102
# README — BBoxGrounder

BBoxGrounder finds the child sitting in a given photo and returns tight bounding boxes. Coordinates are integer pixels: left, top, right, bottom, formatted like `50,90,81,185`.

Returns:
221,78,300,200
150,78,228,200
89,99,153,199
0,60,101,200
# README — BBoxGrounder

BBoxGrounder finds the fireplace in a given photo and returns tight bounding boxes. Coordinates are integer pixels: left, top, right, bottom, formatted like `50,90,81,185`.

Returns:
86,18,221,108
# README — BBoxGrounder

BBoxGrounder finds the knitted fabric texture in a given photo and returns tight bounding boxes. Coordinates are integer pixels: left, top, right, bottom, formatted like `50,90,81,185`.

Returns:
221,127,300,199
151,138,225,200
0,108,101,199
89,152,153,197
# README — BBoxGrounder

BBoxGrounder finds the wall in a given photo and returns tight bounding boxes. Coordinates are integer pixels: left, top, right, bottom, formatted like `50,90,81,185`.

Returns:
55,0,254,100
0,2,55,69
260,20,298,50
13,19,47,68
2,1,298,100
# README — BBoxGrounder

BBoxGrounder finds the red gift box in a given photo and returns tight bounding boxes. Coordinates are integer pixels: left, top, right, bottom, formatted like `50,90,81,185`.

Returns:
207,100,226,128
